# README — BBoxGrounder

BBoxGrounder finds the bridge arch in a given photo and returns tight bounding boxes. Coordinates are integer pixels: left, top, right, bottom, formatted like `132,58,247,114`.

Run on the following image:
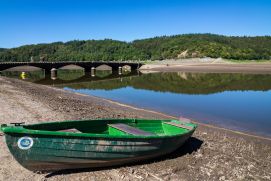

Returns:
58,64,85,71
122,65,132,71
1,65,44,72
56,64,85,81
94,64,112,78
95,64,112,71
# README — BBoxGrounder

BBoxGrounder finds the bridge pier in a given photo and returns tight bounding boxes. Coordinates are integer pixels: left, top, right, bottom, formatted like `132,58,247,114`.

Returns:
51,68,57,80
118,66,122,75
91,67,96,77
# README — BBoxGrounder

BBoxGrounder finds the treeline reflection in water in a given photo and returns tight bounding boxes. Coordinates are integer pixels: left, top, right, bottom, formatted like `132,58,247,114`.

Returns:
62,72,271,94
2,69,271,94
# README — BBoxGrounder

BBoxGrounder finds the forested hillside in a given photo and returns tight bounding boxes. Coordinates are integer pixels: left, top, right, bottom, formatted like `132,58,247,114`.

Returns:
0,34,271,62
0,48,6,52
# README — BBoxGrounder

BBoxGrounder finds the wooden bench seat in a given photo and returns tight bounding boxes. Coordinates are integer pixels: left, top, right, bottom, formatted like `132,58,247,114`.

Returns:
58,128,81,133
164,122,194,131
108,123,155,136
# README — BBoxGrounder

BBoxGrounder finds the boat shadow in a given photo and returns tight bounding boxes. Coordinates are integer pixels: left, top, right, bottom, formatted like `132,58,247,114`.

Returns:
45,137,203,178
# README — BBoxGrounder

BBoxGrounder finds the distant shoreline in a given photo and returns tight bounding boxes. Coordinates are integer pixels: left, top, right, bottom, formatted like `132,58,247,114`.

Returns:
140,58,271,74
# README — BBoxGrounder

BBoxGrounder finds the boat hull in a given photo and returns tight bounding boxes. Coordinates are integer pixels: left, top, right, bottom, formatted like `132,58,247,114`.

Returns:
5,132,193,172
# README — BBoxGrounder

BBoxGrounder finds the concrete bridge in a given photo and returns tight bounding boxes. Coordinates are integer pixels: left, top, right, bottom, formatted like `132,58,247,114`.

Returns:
0,61,143,73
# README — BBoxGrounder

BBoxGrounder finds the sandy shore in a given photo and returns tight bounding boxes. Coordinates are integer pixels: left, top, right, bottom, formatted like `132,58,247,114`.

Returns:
140,59,271,74
0,76,271,181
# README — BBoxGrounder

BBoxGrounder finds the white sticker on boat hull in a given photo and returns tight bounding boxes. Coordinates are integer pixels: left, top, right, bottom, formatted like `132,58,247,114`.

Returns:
18,137,33,150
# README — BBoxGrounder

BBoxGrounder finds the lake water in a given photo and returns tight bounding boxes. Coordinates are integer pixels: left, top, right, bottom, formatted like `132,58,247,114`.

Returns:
2,70,271,137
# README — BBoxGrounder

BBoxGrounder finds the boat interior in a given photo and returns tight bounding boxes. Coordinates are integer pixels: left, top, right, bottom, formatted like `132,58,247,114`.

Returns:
22,119,195,136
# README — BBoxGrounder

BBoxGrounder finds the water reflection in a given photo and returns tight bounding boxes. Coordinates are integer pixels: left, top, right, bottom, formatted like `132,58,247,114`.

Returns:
95,70,112,78
2,70,271,136
2,70,271,94
57,69,85,81
61,72,271,137
0,69,136,85
60,72,271,94
0,70,45,82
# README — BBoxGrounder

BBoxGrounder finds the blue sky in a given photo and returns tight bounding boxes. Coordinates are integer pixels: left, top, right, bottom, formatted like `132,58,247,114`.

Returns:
1,0,271,48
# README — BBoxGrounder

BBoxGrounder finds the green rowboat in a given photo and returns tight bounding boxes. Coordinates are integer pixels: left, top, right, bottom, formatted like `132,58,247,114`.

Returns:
0,119,197,172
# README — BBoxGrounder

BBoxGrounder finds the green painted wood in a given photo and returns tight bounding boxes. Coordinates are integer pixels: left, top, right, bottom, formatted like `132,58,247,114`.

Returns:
1,118,197,172
164,122,194,130
108,123,156,136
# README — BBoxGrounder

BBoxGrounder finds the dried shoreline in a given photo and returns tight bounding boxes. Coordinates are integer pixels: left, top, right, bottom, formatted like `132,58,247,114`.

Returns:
0,76,271,181
140,61,271,74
